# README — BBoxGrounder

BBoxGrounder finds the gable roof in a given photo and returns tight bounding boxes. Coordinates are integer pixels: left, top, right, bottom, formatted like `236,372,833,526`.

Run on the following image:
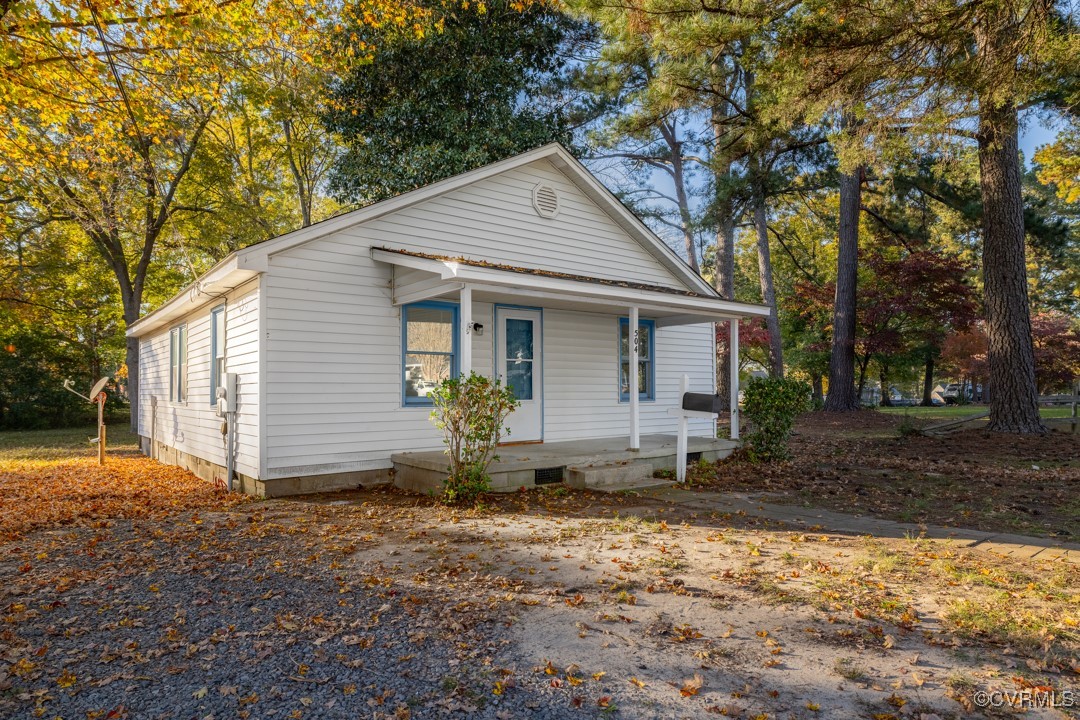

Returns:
128,143,719,337
238,143,718,296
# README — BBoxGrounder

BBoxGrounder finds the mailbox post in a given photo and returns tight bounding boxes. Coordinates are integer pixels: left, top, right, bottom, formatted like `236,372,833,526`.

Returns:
667,374,721,483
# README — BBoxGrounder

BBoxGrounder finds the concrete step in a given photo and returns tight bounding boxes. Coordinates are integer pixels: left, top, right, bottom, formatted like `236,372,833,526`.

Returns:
566,461,670,493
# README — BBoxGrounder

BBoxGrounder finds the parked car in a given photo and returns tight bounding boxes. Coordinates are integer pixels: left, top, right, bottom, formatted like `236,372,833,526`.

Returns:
942,382,983,404
942,383,963,404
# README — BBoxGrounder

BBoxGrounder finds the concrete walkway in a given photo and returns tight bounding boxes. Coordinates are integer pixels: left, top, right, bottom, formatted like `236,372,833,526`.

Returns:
638,486,1080,565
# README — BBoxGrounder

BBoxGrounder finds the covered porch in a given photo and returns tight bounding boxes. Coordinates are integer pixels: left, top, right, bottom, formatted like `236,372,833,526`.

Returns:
392,433,739,494
372,246,770,492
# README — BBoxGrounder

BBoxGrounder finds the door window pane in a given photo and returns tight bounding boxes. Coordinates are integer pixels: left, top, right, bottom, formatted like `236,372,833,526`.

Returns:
505,360,533,400
506,318,533,361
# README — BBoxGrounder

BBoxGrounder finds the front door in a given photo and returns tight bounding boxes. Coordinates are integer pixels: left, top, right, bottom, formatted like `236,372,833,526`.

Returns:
496,307,543,443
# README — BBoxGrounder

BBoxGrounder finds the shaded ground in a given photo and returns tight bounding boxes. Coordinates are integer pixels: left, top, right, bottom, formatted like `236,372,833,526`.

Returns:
0,424,1077,719
707,411,1080,539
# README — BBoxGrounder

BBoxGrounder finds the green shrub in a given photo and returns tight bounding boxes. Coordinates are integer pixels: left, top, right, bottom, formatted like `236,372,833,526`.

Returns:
428,372,520,505
741,377,812,462
897,413,922,438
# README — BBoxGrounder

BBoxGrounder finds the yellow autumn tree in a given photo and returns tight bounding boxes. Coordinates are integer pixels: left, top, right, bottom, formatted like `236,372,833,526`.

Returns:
0,0,427,428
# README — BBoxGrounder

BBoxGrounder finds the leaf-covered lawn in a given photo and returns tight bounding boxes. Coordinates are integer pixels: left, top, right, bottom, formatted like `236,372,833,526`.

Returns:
1,422,1077,719
708,411,1080,538
0,425,247,541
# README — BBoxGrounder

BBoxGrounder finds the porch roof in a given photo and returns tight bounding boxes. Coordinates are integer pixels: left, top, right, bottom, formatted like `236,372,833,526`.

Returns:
371,247,771,324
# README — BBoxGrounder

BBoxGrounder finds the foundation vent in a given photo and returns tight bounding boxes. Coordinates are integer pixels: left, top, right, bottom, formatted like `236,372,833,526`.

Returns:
532,184,560,218
534,466,565,485
686,451,703,464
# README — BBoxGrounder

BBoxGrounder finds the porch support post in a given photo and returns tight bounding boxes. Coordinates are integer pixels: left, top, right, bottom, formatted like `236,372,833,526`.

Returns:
460,285,472,376
729,318,740,440
629,305,640,450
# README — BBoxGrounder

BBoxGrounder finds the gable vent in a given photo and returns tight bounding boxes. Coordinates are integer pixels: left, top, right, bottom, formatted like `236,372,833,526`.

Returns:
532,184,560,218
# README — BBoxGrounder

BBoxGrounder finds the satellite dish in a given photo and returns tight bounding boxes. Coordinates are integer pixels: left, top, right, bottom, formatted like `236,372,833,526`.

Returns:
61,377,110,402
90,377,109,399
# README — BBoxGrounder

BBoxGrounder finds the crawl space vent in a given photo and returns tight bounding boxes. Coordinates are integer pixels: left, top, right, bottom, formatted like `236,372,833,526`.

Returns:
532,184,560,218
686,451,703,464
534,466,564,485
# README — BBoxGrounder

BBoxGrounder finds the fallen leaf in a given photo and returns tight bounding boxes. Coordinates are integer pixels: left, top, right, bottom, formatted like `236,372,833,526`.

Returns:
680,673,704,697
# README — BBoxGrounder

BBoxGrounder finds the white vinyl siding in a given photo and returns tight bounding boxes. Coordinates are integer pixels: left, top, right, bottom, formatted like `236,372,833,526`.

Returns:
138,281,260,478
542,310,714,442
337,159,689,290
262,235,714,477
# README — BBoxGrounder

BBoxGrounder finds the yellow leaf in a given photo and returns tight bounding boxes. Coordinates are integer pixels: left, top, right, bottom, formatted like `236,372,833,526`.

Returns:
680,673,704,697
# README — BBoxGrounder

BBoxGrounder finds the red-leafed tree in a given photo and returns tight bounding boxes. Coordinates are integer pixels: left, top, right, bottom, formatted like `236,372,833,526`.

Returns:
1030,313,1080,394
716,319,773,381
942,325,990,395
789,249,978,404
942,312,1078,397
860,250,979,405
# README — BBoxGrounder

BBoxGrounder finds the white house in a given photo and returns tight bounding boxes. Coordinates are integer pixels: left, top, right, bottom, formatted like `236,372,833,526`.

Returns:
127,144,770,496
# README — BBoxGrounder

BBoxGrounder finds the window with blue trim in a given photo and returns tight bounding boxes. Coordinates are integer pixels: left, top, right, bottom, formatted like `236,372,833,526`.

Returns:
403,301,458,405
210,306,225,404
619,317,654,401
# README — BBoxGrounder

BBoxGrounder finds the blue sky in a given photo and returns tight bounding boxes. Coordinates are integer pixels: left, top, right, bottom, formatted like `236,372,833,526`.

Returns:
1019,110,1063,163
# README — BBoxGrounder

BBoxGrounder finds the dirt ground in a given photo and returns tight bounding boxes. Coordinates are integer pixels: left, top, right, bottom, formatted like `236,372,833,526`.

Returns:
708,411,1080,539
1,418,1078,719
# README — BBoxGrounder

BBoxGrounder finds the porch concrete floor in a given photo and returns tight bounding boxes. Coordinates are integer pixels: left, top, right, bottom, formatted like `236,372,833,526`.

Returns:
391,434,739,494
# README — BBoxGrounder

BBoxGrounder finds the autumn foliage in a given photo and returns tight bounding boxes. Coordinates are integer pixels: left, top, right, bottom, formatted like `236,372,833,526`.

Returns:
0,456,246,542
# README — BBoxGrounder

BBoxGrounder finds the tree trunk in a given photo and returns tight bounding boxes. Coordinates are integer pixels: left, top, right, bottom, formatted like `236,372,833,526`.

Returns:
665,123,699,273
741,68,783,377
977,101,1044,433
752,174,783,377
879,367,892,407
921,353,935,406
823,162,862,411
811,373,824,407
121,292,142,432
714,209,735,409
712,108,736,410
283,119,313,228
855,354,870,405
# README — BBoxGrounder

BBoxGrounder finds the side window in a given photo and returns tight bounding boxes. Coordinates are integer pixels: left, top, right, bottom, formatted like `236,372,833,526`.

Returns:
402,301,458,406
210,306,225,403
619,317,654,401
169,325,187,403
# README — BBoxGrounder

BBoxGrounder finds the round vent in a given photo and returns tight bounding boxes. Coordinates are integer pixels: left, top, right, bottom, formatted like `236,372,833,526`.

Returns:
532,183,560,218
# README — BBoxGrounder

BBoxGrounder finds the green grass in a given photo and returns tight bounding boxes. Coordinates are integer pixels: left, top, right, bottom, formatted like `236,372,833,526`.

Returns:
0,423,140,462
877,405,1071,419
